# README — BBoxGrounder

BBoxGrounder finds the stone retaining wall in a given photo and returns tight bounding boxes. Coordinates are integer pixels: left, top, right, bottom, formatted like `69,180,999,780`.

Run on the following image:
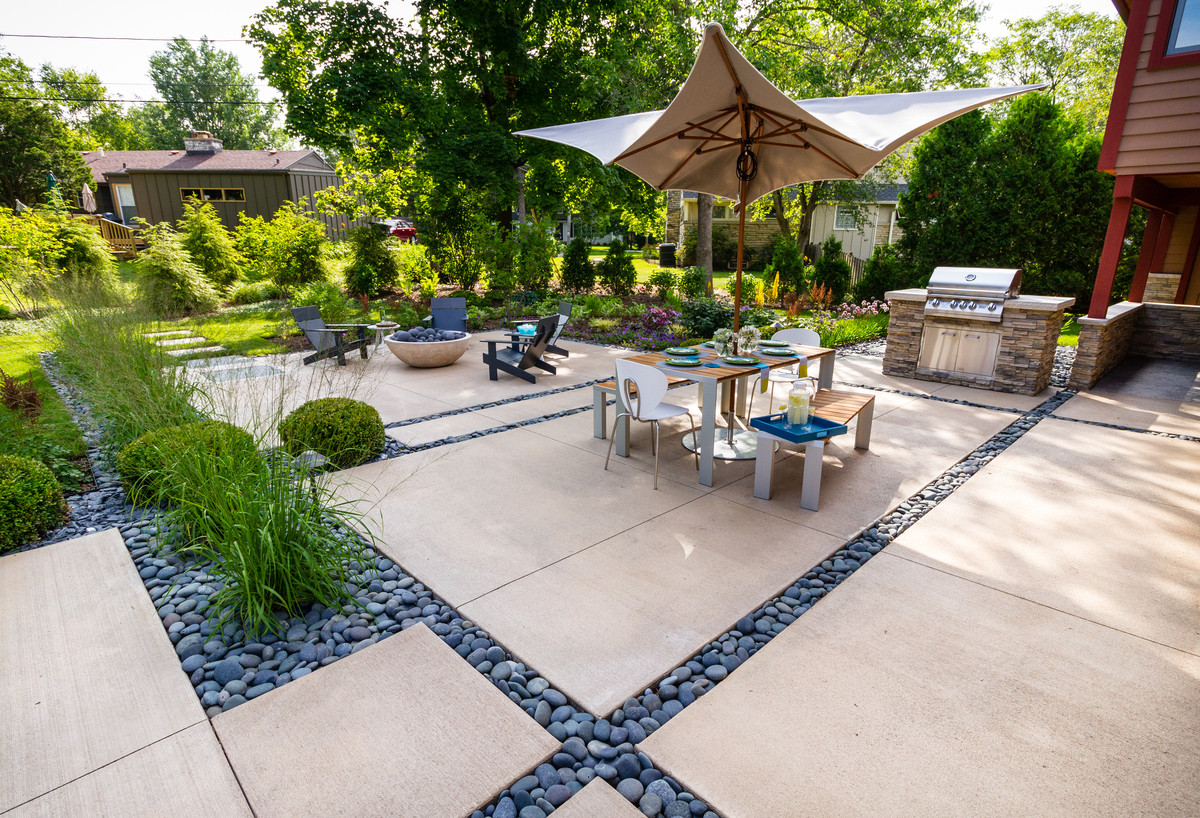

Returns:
1131,302,1200,363
1069,302,1141,390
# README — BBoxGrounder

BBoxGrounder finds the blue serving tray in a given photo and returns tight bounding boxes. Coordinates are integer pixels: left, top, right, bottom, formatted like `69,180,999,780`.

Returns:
749,413,848,444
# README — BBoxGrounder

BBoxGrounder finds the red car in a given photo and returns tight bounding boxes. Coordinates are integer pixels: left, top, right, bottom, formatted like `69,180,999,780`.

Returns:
389,218,417,243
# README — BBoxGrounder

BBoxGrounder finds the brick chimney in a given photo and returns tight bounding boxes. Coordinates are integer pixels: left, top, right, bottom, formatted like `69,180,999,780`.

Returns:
184,131,223,155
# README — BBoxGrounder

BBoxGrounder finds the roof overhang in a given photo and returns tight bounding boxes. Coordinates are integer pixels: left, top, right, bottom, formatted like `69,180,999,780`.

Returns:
1111,0,1131,22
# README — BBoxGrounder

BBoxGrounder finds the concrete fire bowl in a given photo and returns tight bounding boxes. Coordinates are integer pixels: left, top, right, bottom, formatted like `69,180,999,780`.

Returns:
384,333,472,368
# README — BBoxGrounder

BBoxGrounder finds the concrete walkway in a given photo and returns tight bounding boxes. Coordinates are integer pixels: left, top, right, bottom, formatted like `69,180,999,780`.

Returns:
0,530,250,816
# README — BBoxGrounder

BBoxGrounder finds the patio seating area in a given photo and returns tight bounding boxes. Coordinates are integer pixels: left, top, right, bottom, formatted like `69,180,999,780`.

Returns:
3,335,1198,816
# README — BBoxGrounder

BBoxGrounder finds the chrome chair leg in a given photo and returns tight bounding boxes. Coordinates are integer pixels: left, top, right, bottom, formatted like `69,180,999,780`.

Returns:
652,420,660,489
604,411,631,472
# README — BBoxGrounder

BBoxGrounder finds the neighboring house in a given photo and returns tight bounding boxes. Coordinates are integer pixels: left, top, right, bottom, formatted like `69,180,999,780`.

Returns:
80,132,353,237
1090,0,1200,315
663,185,906,267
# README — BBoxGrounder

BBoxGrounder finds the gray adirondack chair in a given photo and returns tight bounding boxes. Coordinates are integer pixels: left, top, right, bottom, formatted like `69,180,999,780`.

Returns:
482,314,559,383
291,306,370,366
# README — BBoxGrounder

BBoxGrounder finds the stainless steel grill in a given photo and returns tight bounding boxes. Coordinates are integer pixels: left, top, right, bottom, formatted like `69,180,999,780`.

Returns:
924,267,1022,323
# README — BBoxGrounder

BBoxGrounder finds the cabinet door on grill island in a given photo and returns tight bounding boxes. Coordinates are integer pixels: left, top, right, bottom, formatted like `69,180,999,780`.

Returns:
917,327,959,371
953,330,1001,376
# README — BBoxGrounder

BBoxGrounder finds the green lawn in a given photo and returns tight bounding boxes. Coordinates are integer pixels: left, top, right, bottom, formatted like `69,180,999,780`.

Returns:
1058,315,1080,347
0,331,89,488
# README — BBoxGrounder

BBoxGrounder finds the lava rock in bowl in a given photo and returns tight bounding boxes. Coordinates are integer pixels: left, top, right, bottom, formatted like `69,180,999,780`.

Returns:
385,326,472,367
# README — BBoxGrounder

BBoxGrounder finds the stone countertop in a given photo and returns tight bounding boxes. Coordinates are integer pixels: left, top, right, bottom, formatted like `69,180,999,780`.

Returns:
885,289,1075,313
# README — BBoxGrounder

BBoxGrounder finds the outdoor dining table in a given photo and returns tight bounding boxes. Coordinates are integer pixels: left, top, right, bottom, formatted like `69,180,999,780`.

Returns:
612,343,835,487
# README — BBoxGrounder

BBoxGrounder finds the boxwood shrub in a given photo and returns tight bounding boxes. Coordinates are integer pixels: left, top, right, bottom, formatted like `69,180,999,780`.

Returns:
0,454,67,551
117,420,257,505
279,398,384,469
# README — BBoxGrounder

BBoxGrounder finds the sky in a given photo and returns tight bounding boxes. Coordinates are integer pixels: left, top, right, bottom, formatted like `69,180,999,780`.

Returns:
0,0,1120,103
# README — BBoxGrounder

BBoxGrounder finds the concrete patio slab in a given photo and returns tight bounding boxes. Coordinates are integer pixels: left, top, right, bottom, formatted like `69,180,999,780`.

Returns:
643,553,1200,818
389,411,504,448
213,624,558,818
714,439,961,541
832,354,944,395
890,435,1200,654
334,428,705,607
468,386,596,425
460,494,841,715
833,354,1055,411
1089,356,1200,402
994,418,1200,510
1053,391,1200,435
523,404,762,490
552,780,644,817
0,529,207,812
6,723,251,817
861,398,1018,458
926,381,1053,410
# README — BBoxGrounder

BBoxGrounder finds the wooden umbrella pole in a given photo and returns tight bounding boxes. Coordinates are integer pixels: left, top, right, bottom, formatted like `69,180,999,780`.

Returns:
733,175,748,336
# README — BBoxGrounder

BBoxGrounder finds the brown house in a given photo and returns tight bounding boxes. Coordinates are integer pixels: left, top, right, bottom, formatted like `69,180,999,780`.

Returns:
80,133,353,237
1072,0,1200,387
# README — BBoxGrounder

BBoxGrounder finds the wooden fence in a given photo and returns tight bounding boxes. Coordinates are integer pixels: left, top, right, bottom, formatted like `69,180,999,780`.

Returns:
805,242,867,285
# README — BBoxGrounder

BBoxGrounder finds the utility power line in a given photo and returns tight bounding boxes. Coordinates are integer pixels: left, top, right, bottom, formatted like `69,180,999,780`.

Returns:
1,94,276,105
12,79,272,89
0,33,246,43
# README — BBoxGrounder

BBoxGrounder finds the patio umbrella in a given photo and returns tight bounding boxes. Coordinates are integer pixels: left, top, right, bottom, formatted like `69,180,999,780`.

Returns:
515,23,1044,332
81,183,97,214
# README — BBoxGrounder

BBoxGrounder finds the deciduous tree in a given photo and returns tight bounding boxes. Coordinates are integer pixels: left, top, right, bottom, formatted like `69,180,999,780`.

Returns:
985,6,1122,132
138,37,282,150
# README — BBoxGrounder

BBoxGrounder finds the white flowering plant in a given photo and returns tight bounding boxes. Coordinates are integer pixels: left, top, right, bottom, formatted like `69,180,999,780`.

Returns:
712,327,736,357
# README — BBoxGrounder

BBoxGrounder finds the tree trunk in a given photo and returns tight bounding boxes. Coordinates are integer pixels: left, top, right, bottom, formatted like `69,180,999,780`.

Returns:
771,189,792,241
696,193,714,294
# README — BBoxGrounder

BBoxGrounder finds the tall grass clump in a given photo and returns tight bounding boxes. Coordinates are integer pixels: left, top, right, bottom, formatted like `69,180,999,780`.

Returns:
50,282,205,450
161,445,366,636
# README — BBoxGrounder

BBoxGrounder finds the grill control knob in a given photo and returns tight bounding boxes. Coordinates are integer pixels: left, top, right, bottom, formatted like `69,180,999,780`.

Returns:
930,298,940,307
951,299,961,308
968,300,977,309
987,302,998,312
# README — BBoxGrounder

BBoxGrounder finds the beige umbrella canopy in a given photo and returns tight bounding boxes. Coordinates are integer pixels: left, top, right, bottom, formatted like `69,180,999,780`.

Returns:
80,183,97,214
516,23,1044,329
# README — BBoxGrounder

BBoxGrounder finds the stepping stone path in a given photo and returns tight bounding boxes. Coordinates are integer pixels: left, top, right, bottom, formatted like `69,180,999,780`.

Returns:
144,330,227,360
141,332,281,378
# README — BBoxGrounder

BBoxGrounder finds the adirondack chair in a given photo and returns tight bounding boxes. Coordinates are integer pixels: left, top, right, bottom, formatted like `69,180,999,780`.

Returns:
423,297,468,332
291,306,371,366
504,300,573,358
481,314,559,383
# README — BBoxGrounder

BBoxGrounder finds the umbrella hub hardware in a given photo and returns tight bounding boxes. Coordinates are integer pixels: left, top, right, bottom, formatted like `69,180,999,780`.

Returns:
736,143,758,182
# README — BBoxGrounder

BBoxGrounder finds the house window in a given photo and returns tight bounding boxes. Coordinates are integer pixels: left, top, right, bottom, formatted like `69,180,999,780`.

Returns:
180,188,246,203
1166,0,1200,55
834,205,856,230
712,205,729,220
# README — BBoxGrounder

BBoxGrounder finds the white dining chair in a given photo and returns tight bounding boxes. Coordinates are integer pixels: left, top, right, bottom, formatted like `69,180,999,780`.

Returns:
745,327,820,421
604,359,699,489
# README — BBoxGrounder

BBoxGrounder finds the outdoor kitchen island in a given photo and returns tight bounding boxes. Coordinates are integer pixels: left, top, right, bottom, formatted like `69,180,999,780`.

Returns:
883,268,1074,396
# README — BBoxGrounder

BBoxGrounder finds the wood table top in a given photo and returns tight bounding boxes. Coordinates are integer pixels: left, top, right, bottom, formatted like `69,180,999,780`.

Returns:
621,344,833,384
